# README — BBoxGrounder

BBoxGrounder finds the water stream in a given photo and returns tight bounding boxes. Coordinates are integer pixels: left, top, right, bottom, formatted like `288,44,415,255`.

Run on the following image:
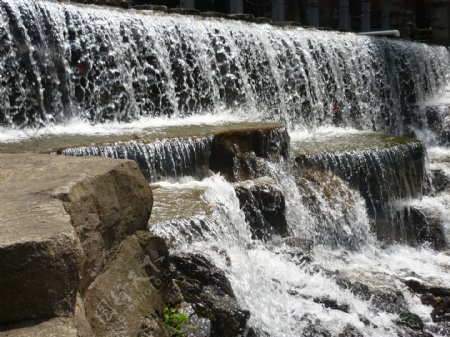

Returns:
0,0,449,133
1,1,450,336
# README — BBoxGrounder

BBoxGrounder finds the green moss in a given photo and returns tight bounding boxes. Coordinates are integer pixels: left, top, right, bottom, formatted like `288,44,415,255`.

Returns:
292,132,420,156
163,307,190,337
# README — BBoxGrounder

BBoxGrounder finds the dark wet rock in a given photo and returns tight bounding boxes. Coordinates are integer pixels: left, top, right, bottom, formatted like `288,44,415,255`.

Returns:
396,328,434,337
228,13,255,22
394,312,424,331
281,237,314,266
401,278,450,297
209,126,289,182
71,0,132,8
132,5,168,12
425,321,450,336
245,327,258,337
177,303,212,337
235,178,288,241
333,272,407,314
272,21,302,27
283,237,314,252
168,8,200,15
338,324,364,337
371,290,408,314
167,254,250,337
425,105,450,146
431,298,450,323
405,207,447,250
430,168,450,193
299,316,332,337
401,278,450,323
358,314,377,328
198,11,229,19
334,274,373,302
313,297,350,313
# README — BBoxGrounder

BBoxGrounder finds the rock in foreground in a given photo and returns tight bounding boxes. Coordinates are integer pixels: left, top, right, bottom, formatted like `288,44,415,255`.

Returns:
0,154,152,330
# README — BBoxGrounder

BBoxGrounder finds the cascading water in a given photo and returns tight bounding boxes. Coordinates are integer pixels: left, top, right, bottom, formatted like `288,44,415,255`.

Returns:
0,0,449,136
62,136,211,181
1,1,450,336
150,171,449,336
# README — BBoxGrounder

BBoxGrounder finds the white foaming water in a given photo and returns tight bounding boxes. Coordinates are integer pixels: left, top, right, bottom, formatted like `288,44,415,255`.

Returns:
289,126,364,142
428,146,450,160
151,171,449,337
1,0,449,132
0,112,245,143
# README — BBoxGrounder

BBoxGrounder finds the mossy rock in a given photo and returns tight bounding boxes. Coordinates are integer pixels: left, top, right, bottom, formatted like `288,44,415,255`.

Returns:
292,131,420,157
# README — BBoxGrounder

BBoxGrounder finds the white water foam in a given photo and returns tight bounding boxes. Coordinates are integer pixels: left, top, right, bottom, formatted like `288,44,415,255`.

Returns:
0,112,247,143
151,172,450,337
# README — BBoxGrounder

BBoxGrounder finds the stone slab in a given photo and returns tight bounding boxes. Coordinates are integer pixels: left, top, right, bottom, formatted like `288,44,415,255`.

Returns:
0,154,152,324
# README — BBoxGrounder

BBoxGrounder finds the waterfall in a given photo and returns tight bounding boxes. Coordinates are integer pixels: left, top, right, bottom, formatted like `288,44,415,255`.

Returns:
0,0,449,134
150,173,448,337
62,136,212,181
1,1,450,336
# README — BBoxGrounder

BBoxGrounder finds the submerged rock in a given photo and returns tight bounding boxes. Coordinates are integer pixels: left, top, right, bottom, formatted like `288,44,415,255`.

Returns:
394,312,425,331
312,297,350,313
402,278,450,323
338,324,364,337
332,271,408,314
234,178,288,241
425,105,450,146
404,207,447,250
430,168,450,193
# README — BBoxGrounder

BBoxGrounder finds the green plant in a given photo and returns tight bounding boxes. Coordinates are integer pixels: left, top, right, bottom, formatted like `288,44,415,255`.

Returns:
163,307,190,337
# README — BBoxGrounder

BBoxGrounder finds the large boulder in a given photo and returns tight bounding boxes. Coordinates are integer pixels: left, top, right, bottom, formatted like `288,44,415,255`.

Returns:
0,154,152,326
84,231,170,337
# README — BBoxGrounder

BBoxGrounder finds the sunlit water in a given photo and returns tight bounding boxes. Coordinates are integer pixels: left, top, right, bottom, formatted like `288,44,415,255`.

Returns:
0,0,449,133
1,1,450,336
151,174,450,337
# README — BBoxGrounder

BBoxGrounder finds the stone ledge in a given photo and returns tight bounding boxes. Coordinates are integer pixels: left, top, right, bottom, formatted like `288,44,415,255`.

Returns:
292,132,427,243
0,154,152,325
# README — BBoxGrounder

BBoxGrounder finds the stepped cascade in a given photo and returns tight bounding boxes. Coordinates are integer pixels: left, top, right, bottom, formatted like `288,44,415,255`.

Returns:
0,1,450,337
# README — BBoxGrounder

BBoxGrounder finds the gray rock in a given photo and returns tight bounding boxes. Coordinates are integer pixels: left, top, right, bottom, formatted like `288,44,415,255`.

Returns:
235,178,288,241
0,154,153,329
168,254,250,337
